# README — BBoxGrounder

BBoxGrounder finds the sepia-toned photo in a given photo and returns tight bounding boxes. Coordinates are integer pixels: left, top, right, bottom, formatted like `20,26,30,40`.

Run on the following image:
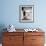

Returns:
19,5,34,23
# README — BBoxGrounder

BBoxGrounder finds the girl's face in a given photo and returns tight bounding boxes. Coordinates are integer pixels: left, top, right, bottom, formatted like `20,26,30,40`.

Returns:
24,9,32,20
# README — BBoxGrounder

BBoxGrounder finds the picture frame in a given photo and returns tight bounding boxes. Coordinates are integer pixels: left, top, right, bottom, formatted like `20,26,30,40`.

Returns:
19,5,34,23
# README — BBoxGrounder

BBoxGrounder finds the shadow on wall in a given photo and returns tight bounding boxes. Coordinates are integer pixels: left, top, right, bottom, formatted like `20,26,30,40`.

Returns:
0,24,7,43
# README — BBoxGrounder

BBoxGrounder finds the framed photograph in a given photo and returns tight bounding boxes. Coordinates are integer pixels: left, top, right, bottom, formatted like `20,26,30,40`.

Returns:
19,5,34,23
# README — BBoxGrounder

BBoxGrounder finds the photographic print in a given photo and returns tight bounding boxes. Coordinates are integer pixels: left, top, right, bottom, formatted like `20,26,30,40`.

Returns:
19,5,34,23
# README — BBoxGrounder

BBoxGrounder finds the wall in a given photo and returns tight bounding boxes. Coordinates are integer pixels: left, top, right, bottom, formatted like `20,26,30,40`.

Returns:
0,0,46,29
0,0,46,43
